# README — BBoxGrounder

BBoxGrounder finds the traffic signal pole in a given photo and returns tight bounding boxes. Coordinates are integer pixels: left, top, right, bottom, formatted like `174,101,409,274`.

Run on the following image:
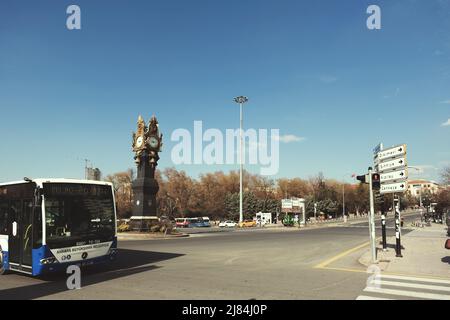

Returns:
368,167,377,263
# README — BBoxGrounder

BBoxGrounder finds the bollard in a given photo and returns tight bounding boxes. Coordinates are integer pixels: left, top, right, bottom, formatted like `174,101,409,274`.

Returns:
381,213,387,252
394,197,402,257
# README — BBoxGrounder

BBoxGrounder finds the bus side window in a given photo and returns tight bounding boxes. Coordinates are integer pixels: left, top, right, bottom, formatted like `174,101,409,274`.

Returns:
33,206,43,248
0,200,8,234
21,200,33,250
10,201,21,237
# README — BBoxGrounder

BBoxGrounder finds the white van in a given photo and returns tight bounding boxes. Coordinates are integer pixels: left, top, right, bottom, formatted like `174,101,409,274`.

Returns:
255,212,272,225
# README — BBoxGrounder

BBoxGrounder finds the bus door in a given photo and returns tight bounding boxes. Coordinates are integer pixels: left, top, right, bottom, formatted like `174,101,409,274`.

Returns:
8,199,33,271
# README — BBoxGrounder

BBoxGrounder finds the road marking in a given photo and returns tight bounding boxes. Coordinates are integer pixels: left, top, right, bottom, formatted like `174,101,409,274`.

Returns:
379,274,450,285
371,280,450,292
364,286,450,300
314,239,379,269
320,266,368,274
320,266,450,282
357,274,450,300
344,225,395,229
356,295,392,300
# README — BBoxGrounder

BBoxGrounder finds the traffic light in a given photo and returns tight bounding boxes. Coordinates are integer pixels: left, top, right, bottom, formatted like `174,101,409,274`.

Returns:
372,173,380,190
356,174,369,184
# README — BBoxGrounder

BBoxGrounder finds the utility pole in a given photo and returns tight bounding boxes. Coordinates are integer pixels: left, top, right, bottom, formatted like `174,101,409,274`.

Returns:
84,158,90,180
419,186,423,208
342,182,345,222
368,167,377,263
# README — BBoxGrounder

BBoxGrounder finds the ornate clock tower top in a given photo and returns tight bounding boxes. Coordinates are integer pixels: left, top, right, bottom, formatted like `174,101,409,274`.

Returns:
132,115,163,169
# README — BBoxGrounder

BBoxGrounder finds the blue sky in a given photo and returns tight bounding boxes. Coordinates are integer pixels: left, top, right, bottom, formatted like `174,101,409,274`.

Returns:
0,0,449,183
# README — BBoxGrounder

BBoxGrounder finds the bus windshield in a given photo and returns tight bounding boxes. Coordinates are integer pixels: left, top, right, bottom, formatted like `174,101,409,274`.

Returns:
43,183,115,247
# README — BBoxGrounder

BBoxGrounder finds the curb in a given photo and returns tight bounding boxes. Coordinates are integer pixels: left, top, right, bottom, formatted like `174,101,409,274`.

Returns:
118,233,190,241
358,245,391,271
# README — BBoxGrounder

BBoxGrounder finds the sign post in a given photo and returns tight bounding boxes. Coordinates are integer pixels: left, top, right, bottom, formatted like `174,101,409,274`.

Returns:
375,144,387,252
368,167,377,263
377,143,408,257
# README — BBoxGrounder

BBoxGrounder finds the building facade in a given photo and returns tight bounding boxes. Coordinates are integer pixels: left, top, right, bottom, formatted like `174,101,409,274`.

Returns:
407,179,440,197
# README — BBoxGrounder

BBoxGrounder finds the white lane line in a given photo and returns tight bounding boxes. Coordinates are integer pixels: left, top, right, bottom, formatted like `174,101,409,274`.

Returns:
379,274,450,285
371,280,450,292
356,295,392,300
364,287,450,300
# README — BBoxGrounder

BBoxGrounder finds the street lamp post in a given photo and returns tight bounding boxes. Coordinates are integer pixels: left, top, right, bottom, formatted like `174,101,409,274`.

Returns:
408,166,423,208
342,182,345,222
342,173,352,222
234,96,248,223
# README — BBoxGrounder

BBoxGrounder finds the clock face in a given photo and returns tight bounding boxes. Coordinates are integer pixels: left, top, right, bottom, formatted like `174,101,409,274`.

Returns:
149,136,159,149
136,136,144,148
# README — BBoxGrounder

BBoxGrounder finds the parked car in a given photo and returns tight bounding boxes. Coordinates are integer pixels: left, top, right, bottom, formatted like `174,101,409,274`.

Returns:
219,220,237,228
238,220,257,228
201,217,211,227
175,218,190,228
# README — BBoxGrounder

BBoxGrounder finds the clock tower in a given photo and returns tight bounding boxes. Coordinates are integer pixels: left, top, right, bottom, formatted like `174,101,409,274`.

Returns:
130,115,163,231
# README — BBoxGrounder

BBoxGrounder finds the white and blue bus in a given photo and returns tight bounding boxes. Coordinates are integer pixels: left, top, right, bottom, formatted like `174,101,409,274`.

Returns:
0,178,118,276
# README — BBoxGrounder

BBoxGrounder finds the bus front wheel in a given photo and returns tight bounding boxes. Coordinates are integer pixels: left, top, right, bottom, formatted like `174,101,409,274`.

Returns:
0,247,7,275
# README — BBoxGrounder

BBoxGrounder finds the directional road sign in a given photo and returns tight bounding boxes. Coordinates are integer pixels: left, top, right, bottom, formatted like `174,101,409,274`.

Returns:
378,157,407,172
380,169,408,183
377,144,406,162
380,181,408,194
373,143,384,155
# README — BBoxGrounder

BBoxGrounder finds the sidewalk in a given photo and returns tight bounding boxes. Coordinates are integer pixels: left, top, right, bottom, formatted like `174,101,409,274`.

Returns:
359,222,450,279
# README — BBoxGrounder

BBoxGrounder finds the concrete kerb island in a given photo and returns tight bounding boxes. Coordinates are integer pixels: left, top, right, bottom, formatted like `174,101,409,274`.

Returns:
118,218,362,241
359,222,450,278
118,232,190,241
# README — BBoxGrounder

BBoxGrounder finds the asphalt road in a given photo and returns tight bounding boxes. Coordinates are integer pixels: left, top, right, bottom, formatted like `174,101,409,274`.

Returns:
0,212,421,300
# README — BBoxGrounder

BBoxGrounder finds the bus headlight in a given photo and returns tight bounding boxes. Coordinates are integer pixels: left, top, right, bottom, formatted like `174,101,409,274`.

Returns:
40,257,58,265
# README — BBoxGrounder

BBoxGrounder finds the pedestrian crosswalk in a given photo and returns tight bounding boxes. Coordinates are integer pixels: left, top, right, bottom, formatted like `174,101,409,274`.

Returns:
356,274,450,300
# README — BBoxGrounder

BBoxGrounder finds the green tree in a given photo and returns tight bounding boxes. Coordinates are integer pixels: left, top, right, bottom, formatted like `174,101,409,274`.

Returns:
317,199,339,217
224,191,268,221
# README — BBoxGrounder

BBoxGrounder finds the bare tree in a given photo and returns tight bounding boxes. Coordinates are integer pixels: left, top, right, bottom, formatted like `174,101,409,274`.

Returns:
442,166,450,185
105,170,134,218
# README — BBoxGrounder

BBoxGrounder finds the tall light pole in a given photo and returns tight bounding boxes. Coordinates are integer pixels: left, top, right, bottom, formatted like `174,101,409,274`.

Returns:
83,158,91,180
234,96,248,223
342,182,345,222
408,166,423,207
342,173,352,222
